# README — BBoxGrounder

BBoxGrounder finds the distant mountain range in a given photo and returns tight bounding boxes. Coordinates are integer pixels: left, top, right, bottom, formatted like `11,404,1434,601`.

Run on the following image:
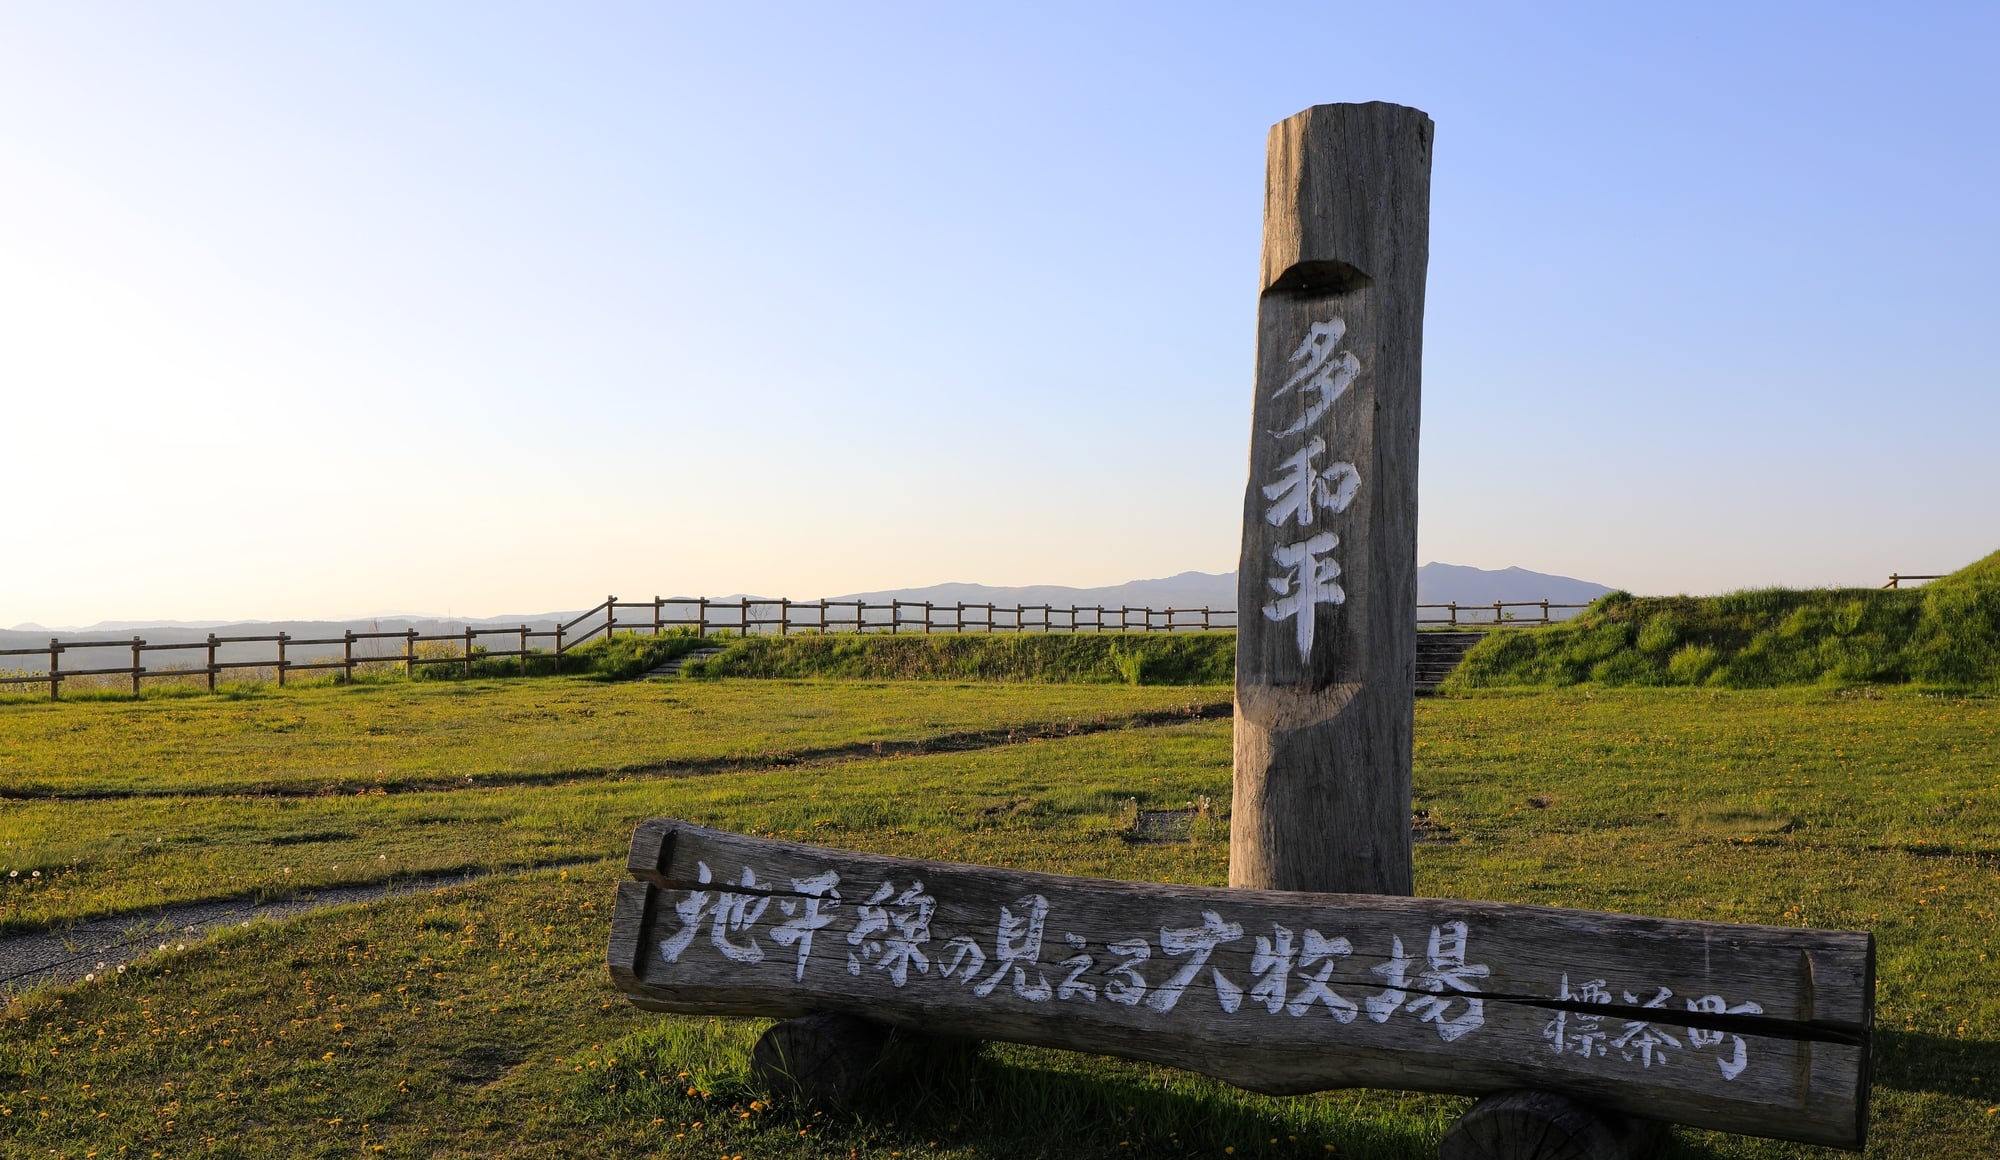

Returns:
2,564,1611,649
1413,563,1614,607
835,563,1612,613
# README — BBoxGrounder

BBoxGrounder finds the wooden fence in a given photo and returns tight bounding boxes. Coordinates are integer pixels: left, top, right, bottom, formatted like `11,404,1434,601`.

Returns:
0,593,1589,699
1882,573,1945,589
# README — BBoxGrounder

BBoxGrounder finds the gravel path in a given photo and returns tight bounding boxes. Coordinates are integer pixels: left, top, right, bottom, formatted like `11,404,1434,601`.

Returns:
0,864,583,998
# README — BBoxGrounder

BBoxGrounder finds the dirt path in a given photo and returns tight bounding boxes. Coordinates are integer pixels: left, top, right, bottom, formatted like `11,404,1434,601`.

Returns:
0,862,590,998
6,701,1232,802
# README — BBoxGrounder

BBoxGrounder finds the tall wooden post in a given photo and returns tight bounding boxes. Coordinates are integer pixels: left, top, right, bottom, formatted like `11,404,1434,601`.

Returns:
1230,102,1432,896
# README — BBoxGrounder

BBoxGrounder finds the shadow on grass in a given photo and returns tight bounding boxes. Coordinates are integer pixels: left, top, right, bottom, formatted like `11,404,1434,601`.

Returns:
1873,1029,2000,1103
580,1016,1458,1159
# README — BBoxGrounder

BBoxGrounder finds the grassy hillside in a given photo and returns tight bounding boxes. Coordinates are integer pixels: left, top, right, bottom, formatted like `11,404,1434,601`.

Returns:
683,630,1236,685
1447,550,2000,691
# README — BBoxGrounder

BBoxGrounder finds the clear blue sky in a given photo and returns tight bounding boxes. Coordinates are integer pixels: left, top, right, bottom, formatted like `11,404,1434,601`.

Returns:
3,2,1994,624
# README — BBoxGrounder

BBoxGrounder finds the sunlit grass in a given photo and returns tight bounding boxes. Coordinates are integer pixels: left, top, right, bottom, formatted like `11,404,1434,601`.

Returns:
2,683,1995,1157
0,676,1228,797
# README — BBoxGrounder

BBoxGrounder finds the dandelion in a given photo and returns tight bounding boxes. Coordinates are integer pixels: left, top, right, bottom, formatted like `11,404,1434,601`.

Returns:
32,870,40,878
117,965,125,974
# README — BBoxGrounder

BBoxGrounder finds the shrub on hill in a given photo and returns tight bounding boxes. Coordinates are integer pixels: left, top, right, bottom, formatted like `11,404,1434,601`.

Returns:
1445,550,2000,691
680,631,1235,685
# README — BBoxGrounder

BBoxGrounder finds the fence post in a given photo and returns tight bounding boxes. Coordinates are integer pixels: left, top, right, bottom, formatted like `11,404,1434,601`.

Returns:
1448,601,1458,627
277,632,289,687
405,629,417,677
206,634,217,692
654,596,663,635
554,624,564,674
606,595,617,643
463,625,474,677
780,598,790,637
48,639,59,701
1540,599,1550,625
741,597,751,638
130,636,143,695
344,630,355,683
519,625,529,676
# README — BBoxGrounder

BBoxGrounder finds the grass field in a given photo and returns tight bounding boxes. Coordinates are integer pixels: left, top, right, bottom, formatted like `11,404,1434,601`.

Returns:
1,678,1995,1158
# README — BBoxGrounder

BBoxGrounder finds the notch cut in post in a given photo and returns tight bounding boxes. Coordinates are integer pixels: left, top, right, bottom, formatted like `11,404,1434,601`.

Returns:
1231,101,1433,898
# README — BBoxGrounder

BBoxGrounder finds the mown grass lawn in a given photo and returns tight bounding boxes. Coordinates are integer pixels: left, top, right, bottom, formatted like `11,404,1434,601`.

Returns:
0,677,1227,797
1,680,1995,1158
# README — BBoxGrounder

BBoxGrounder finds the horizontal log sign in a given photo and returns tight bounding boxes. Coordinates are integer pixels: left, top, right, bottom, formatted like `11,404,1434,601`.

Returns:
608,819,1873,1150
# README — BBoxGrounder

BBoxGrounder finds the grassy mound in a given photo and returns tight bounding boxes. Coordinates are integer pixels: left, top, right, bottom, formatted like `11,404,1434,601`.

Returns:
399,628,713,683
681,630,1236,685
1446,549,2000,691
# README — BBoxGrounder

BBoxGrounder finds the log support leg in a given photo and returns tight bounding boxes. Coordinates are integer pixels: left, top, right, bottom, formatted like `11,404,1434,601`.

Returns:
750,1013,980,1111
750,1013,893,1110
1438,1090,1667,1160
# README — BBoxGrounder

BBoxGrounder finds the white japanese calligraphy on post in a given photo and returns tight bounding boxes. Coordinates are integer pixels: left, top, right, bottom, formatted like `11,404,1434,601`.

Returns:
648,862,1677,1053
648,860,1775,1084
1260,317,1363,664
1543,974,1765,1081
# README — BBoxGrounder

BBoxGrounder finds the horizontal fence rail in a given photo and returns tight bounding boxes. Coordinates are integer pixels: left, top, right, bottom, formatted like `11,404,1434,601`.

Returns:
1882,573,1945,589
1,593,1587,699
1415,599,1590,627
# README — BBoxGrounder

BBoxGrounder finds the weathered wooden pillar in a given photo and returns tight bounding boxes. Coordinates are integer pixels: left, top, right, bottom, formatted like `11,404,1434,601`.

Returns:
1230,102,1432,896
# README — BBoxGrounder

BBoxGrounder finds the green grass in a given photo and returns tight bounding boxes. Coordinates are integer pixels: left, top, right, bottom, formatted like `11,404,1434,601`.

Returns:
682,630,1237,685
1447,550,2000,692
3,681,1997,1157
0,676,1227,798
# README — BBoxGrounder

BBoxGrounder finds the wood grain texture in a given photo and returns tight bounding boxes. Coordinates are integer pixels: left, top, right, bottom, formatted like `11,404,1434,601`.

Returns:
1232,103,1434,897
1437,1089,1667,1160
609,820,1871,1150
749,1013,890,1110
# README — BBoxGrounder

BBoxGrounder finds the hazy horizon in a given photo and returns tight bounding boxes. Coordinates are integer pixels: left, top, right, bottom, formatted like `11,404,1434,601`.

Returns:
4,4,1994,625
